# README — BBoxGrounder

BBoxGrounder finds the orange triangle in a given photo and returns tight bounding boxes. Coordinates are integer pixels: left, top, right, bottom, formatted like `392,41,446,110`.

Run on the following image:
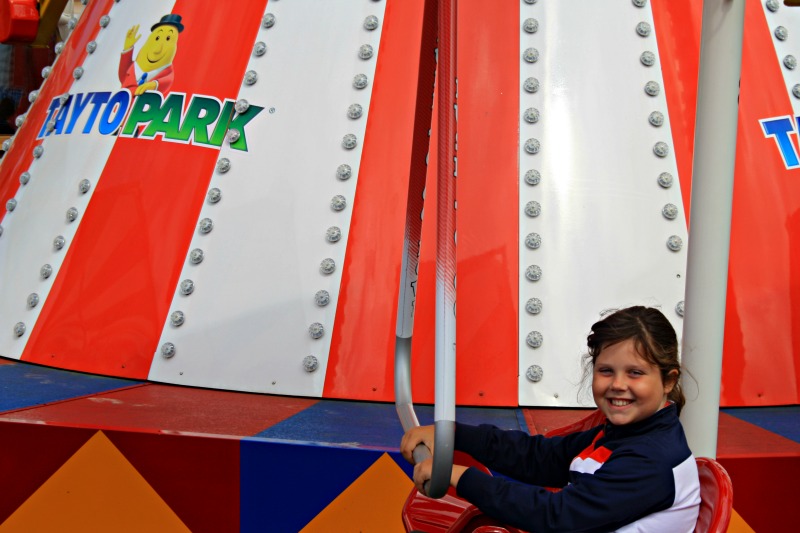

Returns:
300,453,414,533
0,431,190,533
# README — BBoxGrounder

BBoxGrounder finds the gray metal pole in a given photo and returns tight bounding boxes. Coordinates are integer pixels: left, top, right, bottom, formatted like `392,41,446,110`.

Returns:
680,0,745,459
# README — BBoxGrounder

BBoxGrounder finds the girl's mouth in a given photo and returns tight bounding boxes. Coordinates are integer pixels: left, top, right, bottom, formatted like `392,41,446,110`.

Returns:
609,398,633,407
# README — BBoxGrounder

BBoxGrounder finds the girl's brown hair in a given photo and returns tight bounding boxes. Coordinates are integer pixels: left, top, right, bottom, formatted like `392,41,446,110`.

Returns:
586,306,685,414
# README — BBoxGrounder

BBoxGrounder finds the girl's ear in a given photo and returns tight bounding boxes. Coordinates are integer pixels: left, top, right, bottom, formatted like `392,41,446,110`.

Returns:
664,369,679,394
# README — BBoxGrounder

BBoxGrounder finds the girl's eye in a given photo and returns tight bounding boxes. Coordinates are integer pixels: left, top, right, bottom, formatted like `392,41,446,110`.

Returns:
629,370,645,376
597,368,613,375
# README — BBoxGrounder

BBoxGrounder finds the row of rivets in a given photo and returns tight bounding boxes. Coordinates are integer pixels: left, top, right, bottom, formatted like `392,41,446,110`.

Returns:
766,3,800,99
522,0,543,384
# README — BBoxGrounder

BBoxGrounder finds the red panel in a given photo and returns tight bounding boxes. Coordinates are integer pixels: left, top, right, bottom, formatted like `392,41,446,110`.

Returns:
411,1,520,406
0,0,115,215
0,0,39,43
721,1,800,405
651,0,703,219
22,1,267,378
0,384,317,436
0,422,94,524
323,0,433,400
106,430,240,533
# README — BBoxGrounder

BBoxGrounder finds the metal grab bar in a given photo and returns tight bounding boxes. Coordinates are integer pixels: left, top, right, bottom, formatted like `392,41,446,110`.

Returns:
394,0,458,501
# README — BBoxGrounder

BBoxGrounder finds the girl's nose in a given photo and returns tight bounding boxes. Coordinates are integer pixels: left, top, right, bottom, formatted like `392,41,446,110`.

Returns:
611,374,627,390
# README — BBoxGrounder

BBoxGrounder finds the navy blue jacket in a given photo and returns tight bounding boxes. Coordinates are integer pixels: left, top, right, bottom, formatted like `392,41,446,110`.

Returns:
455,404,700,532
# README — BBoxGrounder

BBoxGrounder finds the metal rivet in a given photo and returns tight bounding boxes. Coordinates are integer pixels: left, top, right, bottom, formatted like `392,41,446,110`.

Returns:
524,138,541,154
523,47,539,63
190,248,205,264
46,120,56,133
68,16,77,29
14,322,26,337
353,74,369,89
42,66,52,79
793,84,800,99
40,264,53,279
342,134,358,150
667,235,683,252
315,290,330,306
525,169,541,186
66,207,79,222
170,311,185,327
526,331,543,348
180,279,195,295
364,15,379,30
87,40,97,54
326,226,342,242
525,232,542,249
33,145,44,158
262,13,276,28
6,199,16,212
226,129,241,144
303,355,319,372
766,0,779,12
161,342,176,358
0,225,3,238
73,67,84,79
636,22,651,37
524,0,538,4
207,188,222,204
309,322,325,339
28,90,39,103
253,41,267,56
244,70,258,85
348,104,363,119
79,179,91,194
320,258,336,274
644,81,661,96
337,164,352,180
526,365,543,382
662,203,679,220
15,114,25,128
58,93,69,105
359,44,374,60
99,15,110,28
524,201,541,217
331,195,347,211
775,26,788,41
649,111,664,127
785,55,798,70
523,108,540,124
653,141,670,157
633,0,647,7
20,172,30,185
199,218,214,234
216,158,231,173
525,297,542,315
1,138,11,152
640,51,656,66
27,293,39,308
54,42,64,54
235,99,250,114
658,172,674,188
676,300,685,317
523,18,539,33
523,77,540,93
53,236,66,249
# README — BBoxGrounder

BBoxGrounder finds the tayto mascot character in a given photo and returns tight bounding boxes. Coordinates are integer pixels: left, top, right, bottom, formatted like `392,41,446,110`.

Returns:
119,14,184,95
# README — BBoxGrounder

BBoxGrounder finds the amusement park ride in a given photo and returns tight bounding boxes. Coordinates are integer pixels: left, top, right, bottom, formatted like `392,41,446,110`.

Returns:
0,0,798,531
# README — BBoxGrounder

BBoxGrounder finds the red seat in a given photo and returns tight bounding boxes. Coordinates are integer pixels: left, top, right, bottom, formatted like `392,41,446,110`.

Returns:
694,457,733,533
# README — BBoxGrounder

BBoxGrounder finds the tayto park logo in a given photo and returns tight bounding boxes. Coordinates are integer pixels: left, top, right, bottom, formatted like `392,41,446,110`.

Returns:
36,13,262,151
760,115,800,169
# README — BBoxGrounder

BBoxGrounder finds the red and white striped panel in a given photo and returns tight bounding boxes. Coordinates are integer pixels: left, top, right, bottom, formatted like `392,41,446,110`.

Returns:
0,0,431,400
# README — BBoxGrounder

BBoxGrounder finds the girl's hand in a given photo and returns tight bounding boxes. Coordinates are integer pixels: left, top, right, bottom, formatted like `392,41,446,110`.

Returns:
400,425,435,464
413,460,469,496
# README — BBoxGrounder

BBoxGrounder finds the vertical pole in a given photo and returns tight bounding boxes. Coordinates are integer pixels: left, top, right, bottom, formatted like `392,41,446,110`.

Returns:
680,0,745,459
428,0,457,499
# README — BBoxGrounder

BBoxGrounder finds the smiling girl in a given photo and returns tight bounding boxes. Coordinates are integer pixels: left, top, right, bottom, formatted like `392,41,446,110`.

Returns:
401,306,701,532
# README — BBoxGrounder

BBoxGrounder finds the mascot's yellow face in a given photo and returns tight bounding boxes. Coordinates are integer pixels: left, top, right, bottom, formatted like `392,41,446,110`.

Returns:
135,26,179,72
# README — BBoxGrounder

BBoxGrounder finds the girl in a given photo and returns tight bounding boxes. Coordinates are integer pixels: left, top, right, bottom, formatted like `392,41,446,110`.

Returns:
401,306,701,532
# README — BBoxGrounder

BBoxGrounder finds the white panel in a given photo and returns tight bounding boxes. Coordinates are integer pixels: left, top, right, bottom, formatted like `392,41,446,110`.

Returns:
762,1,800,116
0,0,176,358
518,0,688,406
148,1,387,396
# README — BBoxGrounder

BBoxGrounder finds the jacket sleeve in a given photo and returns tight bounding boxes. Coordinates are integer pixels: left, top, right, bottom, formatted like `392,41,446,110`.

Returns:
454,422,600,487
455,443,677,533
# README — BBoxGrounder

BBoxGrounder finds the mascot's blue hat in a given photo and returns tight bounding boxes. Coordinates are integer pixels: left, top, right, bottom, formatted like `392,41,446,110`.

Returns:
152,14,184,33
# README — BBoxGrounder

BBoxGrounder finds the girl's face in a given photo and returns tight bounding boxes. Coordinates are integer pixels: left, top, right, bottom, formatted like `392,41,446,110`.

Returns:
592,338,676,426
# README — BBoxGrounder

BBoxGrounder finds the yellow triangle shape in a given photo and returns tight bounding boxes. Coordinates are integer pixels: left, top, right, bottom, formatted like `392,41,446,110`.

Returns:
300,453,414,533
0,431,191,533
